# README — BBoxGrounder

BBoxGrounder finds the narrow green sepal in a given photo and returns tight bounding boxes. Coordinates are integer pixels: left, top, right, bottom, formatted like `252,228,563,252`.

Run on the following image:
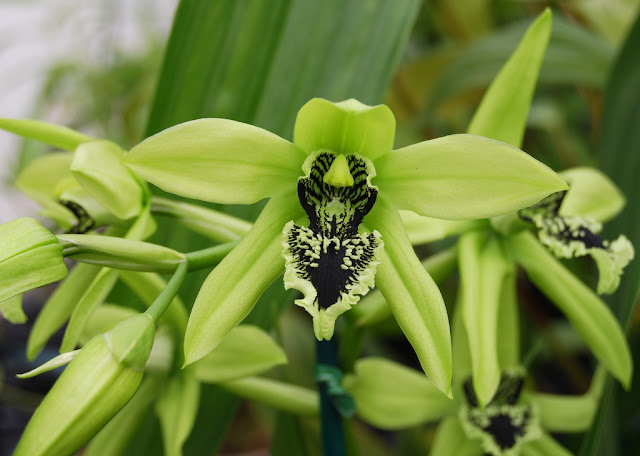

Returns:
71,140,144,220
0,294,27,324
294,98,396,160
17,350,80,379
0,117,94,151
559,167,626,223
431,417,482,456
0,218,67,303
401,210,483,244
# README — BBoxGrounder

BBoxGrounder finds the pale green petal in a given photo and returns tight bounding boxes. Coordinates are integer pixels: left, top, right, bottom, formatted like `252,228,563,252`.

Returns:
184,192,303,366
0,118,94,151
374,134,568,220
17,350,80,378
293,98,395,160
401,210,483,244
342,357,454,429
0,294,27,324
451,299,472,383
430,417,483,456
364,197,452,396
559,167,625,222
192,325,287,383
497,271,520,369
520,432,573,456
506,231,632,388
15,152,73,199
125,119,306,204
71,140,144,220
79,305,138,345
155,371,200,456
467,9,552,148
460,232,513,407
528,367,605,433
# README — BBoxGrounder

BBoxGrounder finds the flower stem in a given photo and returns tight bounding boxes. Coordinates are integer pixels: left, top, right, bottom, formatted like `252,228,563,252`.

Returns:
316,338,345,456
185,241,238,271
145,261,188,322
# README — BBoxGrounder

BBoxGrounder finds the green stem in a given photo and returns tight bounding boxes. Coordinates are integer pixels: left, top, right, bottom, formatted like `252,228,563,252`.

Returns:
316,338,345,456
145,261,188,322
185,241,238,271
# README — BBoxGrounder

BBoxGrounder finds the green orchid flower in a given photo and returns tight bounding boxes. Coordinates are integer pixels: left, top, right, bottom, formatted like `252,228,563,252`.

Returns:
344,354,605,456
124,96,567,395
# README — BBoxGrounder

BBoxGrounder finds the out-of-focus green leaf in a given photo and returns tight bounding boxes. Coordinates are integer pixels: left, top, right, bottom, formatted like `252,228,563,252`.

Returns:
581,9,640,456
145,1,420,453
427,17,614,112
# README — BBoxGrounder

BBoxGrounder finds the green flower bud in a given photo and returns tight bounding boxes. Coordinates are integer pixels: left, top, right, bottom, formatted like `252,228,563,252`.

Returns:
0,218,67,304
14,314,155,456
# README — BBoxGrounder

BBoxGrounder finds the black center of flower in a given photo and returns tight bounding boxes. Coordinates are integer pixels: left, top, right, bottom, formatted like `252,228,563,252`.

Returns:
482,409,530,450
282,151,383,340
59,199,95,234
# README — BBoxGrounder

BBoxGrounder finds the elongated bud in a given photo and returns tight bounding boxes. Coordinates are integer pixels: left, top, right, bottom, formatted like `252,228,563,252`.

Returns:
0,218,67,305
71,140,145,220
14,314,155,456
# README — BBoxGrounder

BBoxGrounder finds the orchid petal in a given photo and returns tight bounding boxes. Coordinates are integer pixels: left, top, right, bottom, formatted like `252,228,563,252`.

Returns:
506,231,632,388
0,118,94,151
459,232,512,407
15,152,73,200
520,432,573,456
559,167,626,223
467,9,552,148
374,134,568,220
293,98,395,160
430,417,483,456
497,270,520,369
0,294,27,324
365,197,452,396
401,210,484,244
184,192,303,366
342,357,454,429
125,119,306,204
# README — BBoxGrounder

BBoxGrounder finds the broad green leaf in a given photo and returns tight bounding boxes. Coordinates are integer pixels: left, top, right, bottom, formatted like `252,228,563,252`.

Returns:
343,357,454,429
183,192,303,366
71,140,144,220
364,197,452,397
374,134,568,220
0,218,67,303
193,325,287,383
401,210,483,245
126,119,306,205
156,371,201,456
27,262,101,360
0,294,27,324
467,9,552,148
506,231,632,388
430,417,482,456
58,234,185,272
17,350,80,379
0,118,94,151
86,375,165,456
559,167,625,223
459,232,512,406
219,376,319,416
293,98,395,160
581,10,640,455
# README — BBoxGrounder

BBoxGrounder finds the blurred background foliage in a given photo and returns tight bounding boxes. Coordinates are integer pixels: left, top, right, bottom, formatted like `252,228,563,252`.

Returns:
1,0,640,455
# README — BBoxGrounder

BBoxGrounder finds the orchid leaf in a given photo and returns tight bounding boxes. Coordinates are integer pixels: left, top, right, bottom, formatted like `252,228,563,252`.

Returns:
293,98,395,160
156,371,201,456
506,231,632,388
0,118,94,151
192,325,287,383
467,9,552,148
126,119,306,205
559,167,626,223
374,134,568,220
183,192,303,366
343,357,454,429
365,197,452,396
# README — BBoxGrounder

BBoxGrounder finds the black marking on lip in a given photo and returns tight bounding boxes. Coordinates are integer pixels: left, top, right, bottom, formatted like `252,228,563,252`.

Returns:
59,200,95,234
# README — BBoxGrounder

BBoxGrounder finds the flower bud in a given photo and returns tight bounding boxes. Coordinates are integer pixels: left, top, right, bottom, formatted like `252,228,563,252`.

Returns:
0,218,67,304
14,314,155,456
